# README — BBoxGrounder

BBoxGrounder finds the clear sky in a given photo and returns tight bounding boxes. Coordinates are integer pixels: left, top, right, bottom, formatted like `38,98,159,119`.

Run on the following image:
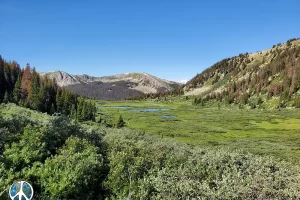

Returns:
1,0,300,82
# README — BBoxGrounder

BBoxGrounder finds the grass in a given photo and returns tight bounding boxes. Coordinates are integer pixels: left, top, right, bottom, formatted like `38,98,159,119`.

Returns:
97,99,300,163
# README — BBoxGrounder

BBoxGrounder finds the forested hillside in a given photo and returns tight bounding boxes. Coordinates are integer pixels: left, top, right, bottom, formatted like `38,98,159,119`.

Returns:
186,38,300,107
0,56,96,121
66,81,144,101
131,38,300,108
0,104,299,199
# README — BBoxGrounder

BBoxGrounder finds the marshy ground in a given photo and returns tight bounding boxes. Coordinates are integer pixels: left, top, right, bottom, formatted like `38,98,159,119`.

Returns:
98,99,300,163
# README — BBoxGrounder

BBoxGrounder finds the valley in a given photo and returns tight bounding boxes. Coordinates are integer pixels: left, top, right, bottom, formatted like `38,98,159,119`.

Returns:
1,39,300,198
1,39,300,199
2,0,300,198
97,98,300,162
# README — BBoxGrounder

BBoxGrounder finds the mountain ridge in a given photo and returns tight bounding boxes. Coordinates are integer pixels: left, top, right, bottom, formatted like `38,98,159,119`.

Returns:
41,71,182,101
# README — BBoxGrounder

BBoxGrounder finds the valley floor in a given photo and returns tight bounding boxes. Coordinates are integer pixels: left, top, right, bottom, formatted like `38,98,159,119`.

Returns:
98,98,300,163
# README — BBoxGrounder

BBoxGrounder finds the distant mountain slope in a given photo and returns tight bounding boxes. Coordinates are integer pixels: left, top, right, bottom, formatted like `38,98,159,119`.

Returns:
65,81,143,101
42,71,181,101
185,38,300,107
99,73,180,93
42,71,97,86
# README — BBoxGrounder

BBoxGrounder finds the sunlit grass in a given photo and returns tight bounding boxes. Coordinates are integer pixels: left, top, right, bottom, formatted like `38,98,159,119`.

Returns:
97,100,300,162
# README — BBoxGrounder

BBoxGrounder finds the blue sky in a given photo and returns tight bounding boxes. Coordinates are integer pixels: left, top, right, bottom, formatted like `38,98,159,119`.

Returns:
1,0,300,82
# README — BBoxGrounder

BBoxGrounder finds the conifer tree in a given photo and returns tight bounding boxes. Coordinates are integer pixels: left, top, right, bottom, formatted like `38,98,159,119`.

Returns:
56,90,63,113
77,97,84,120
93,102,97,121
4,63,13,94
71,104,77,120
13,75,21,103
30,68,41,109
116,115,125,128
37,85,46,112
43,80,54,112
87,101,93,120
3,91,9,103
63,91,72,115
21,64,32,100
81,103,86,121
0,56,5,101
50,103,56,115
10,61,21,85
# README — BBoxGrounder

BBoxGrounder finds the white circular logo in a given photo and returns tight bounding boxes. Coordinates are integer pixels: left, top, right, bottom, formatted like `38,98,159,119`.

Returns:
9,181,34,200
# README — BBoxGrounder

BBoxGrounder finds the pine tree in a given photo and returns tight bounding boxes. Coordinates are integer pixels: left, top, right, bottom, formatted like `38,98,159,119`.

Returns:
0,56,5,101
13,75,21,103
92,102,97,121
20,64,32,100
3,91,9,103
56,90,63,113
81,103,86,121
233,81,237,92
77,97,83,120
30,68,41,110
43,80,54,113
10,61,21,85
87,101,94,120
37,85,45,112
50,103,56,114
71,104,77,120
116,115,125,128
63,91,72,115
27,79,33,106
4,63,13,94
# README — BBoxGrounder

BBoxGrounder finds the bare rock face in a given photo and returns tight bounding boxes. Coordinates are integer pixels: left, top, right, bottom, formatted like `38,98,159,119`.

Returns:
98,72,180,93
41,71,182,100
44,71,80,87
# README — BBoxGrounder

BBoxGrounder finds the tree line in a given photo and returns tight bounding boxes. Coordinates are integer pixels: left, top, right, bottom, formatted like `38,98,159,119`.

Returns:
0,56,96,121
126,85,185,100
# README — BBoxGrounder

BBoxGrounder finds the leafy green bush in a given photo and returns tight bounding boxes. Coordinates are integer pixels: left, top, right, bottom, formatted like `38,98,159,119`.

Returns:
104,130,300,199
0,105,107,199
36,137,103,199
1,105,300,199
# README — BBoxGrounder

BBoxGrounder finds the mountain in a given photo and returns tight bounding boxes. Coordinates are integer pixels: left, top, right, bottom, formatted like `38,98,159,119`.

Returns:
184,38,300,107
42,71,181,101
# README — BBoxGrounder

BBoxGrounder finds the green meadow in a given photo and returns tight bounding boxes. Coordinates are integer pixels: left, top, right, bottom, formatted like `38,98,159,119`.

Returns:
97,99,300,163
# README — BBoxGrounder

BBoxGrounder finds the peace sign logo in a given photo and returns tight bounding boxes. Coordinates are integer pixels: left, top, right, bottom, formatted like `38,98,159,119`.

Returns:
9,181,34,200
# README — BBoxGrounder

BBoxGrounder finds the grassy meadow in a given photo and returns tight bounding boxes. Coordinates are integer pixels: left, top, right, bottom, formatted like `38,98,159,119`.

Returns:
97,98,300,163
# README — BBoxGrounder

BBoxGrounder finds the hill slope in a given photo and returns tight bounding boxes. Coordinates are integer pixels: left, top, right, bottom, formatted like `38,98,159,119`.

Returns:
185,38,300,107
43,72,181,101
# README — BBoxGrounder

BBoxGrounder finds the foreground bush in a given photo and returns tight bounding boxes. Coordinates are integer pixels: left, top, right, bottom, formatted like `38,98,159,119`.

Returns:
104,129,300,199
0,105,106,199
0,104,300,199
